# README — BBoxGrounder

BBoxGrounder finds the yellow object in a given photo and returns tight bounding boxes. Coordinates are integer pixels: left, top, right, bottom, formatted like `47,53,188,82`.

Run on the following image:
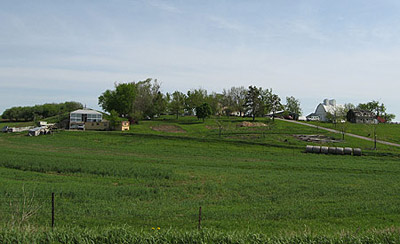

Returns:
115,121,130,131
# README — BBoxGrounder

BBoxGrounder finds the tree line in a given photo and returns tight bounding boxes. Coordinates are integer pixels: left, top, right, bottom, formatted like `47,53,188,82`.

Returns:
98,79,302,122
356,101,395,122
329,101,396,123
1,102,83,122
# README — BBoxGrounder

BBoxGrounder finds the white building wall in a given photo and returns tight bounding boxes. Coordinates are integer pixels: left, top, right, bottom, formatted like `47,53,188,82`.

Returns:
315,104,328,122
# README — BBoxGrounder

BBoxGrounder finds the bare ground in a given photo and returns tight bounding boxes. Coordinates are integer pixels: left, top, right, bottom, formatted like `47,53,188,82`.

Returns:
151,125,186,133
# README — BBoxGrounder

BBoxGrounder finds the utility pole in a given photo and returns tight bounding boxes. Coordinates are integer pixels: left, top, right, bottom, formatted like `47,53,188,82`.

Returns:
342,127,345,140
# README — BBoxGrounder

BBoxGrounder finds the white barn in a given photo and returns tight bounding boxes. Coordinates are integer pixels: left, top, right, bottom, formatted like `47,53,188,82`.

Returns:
308,99,344,122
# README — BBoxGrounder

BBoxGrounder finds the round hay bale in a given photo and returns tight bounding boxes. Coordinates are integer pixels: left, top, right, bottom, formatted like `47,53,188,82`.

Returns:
344,147,353,155
328,147,336,154
306,145,313,153
312,146,321,153
353,148,362,156
336,147,344,155
321,146,329,154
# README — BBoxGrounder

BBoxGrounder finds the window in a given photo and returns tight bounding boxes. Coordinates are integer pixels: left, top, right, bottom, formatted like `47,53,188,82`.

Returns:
70,113,82,122
86,113,102,122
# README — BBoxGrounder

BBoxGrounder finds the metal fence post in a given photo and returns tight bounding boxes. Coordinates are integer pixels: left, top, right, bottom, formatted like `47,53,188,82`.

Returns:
51,192,55,229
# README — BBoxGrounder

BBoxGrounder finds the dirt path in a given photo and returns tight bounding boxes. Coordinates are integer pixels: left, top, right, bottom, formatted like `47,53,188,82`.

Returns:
277,118,400,148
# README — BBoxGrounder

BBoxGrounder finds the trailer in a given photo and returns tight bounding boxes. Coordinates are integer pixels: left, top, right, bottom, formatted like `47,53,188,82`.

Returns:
28,125,54,136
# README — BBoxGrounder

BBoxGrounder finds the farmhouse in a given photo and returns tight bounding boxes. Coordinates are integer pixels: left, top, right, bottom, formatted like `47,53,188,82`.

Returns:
69,109,109,130
347,109,377,124
307,99,344,122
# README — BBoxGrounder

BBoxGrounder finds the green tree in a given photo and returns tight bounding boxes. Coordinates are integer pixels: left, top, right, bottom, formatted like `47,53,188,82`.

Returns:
267,93,283,121
244,86,262,121
195,103,212,122
108,110,120,129
152,91,167,117
343,103,355,114
206,92,223,116
358,100,382,116
285,96,302,115
99,79,166,122
259,88,273,116
1,102,82,122
222,86,247,117
186,89,207,115
132,78,166,119
169,91,186,119
357,100,395,122
221,88,234,116
98,82,136,118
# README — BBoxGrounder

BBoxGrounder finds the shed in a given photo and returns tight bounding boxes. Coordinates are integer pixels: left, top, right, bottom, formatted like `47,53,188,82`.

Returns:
69,109,104,130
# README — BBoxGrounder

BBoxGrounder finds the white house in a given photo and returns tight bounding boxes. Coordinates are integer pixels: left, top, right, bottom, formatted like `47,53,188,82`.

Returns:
308,99,344,122
69,109,104,130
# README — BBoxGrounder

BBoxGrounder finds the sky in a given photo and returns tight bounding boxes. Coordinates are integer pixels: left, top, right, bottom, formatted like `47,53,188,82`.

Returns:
1,0,400,119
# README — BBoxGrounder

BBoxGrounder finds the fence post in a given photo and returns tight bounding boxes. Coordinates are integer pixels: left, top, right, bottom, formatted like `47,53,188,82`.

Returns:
198,206,202,230
51,192,55,229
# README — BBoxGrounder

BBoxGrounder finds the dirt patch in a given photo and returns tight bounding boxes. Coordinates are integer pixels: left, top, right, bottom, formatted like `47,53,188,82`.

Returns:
293,134,340,143
237,121,267,127
151,125,186,133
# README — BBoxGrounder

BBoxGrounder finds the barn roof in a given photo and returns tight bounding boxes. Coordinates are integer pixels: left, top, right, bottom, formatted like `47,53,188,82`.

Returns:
318,104,344,114
70,109,102,115
350,109,375,117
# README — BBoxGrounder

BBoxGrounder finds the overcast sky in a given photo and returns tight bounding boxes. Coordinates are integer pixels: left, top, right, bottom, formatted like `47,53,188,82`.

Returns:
1,0,400,119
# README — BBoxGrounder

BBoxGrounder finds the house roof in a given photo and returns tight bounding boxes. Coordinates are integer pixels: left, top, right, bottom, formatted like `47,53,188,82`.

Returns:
377,116,386,123
349,109,375,117
70,109,102,115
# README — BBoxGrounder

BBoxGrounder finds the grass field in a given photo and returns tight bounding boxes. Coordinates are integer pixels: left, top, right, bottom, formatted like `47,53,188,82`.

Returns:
307,121,400,145
1,116,400,242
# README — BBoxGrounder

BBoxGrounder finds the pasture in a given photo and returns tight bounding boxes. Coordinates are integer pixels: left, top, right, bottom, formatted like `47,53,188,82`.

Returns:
1,117,400,242
308,120,400,145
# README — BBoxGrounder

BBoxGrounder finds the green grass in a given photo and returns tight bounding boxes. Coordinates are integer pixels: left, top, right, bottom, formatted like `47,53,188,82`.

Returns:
3,227,400,243
0,120,35,128
307,121,400,145
1,116,400,240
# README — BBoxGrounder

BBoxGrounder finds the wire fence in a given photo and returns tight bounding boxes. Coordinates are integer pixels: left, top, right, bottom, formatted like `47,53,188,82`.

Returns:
0,193,205,229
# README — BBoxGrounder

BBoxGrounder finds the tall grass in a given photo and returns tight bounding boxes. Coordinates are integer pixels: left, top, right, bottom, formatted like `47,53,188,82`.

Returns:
1,117,400,237
2,226,400,243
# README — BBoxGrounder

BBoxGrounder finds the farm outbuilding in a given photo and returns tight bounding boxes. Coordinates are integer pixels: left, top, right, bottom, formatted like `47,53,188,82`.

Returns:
69,109,132,131
69,109,106,130
307,99,344,122
346,109,377,124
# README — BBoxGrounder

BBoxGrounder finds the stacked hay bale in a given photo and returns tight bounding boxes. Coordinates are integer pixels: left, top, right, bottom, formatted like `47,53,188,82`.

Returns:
306,145,361,156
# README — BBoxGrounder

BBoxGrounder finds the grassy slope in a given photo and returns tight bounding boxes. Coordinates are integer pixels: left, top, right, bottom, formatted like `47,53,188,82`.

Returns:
0,116,400,236
307,121,400,145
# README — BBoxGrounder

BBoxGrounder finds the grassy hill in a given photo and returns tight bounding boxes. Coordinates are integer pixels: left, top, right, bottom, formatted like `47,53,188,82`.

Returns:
307,121,400,145
1,116,400,242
